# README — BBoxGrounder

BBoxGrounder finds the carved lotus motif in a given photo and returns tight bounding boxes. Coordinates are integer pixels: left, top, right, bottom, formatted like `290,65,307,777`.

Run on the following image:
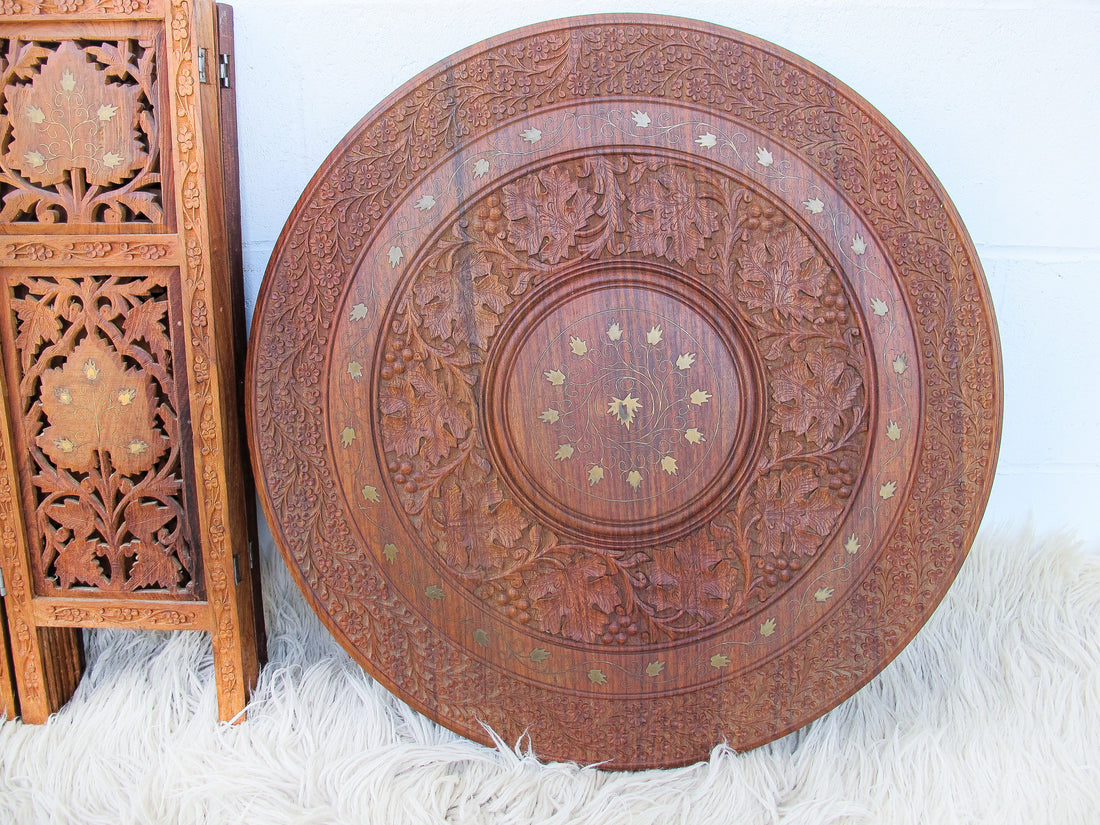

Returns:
36,336,166,476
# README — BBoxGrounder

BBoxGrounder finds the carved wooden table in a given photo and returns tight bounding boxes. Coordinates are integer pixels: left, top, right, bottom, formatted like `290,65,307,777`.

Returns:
0,1,264,723
249,15,1001,768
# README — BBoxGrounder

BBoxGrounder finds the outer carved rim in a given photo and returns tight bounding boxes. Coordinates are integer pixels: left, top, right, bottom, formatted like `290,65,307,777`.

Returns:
247,14,1003,768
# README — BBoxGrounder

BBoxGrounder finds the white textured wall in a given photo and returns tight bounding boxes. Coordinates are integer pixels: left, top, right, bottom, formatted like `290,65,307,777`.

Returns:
227,0,1100,543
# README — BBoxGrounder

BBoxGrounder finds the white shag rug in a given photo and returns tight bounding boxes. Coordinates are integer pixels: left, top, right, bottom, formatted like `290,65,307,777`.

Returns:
0,526,1097,825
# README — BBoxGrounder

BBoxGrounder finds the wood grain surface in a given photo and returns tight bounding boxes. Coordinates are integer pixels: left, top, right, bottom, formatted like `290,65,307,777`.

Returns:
248,14,1002,768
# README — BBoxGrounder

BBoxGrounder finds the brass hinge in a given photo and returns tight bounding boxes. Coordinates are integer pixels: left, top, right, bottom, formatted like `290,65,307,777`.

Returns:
218,53,231,88
197,47,208,83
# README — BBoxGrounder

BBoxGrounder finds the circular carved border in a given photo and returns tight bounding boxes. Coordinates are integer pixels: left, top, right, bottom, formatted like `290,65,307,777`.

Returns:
248,14,1002,768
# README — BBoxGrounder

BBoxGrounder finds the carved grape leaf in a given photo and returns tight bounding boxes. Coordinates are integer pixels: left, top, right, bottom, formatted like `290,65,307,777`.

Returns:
736,226,829,320
487,500,527,548
753,465,840,559
502,165,596,264
125,500,181,589
528,555,618,642
411,245,511,347
6,42,146,187
379,363,469,462
628,166,719,266
54,538,106,589
645,539,738,625
12,293,63,372
37,337,166,476
771,348,861,447
121,299,172,365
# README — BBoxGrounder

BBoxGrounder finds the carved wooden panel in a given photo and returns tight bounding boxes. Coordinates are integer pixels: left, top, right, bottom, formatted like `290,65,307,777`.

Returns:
1,267,199,595
0,1,263,724
249,15,1002,768
1,34,168,229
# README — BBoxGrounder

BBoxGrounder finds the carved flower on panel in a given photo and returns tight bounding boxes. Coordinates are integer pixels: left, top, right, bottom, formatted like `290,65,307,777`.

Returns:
627,166,719,266
6,41,146,188
502,165,597,264
36,337,166,476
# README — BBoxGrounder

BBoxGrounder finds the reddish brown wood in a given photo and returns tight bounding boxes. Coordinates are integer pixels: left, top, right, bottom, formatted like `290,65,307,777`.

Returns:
248,14,1002,768
0,596,18,718
0,1,264,723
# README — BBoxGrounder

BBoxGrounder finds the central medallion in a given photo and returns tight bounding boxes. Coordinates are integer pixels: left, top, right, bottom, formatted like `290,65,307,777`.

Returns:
483,269,760,547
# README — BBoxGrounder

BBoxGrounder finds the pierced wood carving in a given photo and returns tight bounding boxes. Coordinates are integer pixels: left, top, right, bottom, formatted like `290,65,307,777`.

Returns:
0,1,263,725
4,270,196,594
1,36,164,226
249,15,1002,768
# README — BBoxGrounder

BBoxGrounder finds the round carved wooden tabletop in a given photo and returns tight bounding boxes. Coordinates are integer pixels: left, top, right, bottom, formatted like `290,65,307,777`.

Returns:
248,15,1002,768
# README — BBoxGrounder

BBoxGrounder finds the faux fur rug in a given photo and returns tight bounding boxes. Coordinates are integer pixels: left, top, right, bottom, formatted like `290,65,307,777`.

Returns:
0,526,1097,825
